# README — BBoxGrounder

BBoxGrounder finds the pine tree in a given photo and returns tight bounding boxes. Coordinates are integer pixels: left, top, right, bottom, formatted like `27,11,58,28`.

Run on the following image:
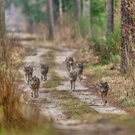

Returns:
106,0,114,37
47,0,54,39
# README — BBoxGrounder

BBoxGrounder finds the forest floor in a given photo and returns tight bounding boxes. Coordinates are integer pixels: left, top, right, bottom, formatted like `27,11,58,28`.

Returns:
17,33,135,135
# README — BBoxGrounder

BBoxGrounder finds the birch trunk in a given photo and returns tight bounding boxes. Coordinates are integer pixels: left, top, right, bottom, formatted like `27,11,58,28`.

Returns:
59,0,63,26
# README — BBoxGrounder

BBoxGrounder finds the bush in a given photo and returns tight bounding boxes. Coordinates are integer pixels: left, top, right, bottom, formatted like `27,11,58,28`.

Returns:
90,0,121,64
90,23,120,64
77,16,89,38
71,15,89,39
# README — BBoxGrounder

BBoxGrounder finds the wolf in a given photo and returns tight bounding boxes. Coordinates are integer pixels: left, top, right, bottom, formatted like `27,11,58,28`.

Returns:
65,57,74,72
40,63,49,81
30,76,40,98
98,81,109,105
23,65,33,84
68,70,77,90
76,62,83,81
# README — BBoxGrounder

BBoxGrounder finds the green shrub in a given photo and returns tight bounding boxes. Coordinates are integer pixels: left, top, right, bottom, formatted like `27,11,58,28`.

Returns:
71,15,89,39
90,0,121,64
90,24,120,64
77,16,89,38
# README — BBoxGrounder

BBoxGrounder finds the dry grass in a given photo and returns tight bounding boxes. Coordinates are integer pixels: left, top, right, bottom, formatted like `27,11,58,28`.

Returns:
32,19,89,49
0,33,34,130
74,47,135,112
0,24,26,128
95,67,135,110
0,69,20,127
102,50,135,111
0,14,41,132
0,24,57,135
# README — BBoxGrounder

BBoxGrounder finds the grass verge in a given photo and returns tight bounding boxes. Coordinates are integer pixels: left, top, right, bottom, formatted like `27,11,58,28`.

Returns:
44,70,97,119
43,70,61,88
0,32,61,135
52,89,98,119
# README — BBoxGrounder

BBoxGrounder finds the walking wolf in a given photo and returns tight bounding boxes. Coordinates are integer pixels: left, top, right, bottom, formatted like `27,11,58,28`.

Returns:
40,63,49,81
76,62,83,81
65,57,74,72
23,65,33,84
68,70,77,90
30,75,40,98
98,81,109,105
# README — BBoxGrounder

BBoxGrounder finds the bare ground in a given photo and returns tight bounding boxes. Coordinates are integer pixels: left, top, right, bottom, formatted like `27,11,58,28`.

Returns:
55,49,126,115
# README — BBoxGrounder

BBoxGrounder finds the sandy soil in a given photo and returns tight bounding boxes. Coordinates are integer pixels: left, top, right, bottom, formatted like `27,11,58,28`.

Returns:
55,48,126,115
19,44,130,135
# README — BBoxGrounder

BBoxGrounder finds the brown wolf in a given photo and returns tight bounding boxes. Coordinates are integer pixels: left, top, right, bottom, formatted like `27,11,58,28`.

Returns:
76,62,83,81
40,63,49,81
30,76,40,98
68,70,77,90
65,57,74,72
23,65,33,84
98,81,109,105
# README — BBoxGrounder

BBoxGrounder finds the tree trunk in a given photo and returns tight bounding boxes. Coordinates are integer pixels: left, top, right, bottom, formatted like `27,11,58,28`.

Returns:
120,0,127,73
76,0,82,20
47,0,54,39
26,16,33,33
59,0,63,26
0,0,5,34
120,0,135,74
82,0,91,39
106,0,114,37
88,0,91,40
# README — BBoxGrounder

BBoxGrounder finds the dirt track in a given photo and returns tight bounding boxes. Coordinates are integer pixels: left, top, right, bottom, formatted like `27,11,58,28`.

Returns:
19,42,130,135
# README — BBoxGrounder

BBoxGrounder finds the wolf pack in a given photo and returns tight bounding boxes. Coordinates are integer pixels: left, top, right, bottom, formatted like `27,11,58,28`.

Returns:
23,63,49,98
23,56,109,105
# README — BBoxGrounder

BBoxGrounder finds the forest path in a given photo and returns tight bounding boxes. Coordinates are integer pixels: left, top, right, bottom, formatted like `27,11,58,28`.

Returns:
54,48,126,115
18,41,130,135
19,46,67,122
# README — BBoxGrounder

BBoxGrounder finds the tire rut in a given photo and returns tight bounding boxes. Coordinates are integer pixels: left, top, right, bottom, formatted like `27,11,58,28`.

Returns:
55,48,126,115
19,44,130,135
19,47,67,122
